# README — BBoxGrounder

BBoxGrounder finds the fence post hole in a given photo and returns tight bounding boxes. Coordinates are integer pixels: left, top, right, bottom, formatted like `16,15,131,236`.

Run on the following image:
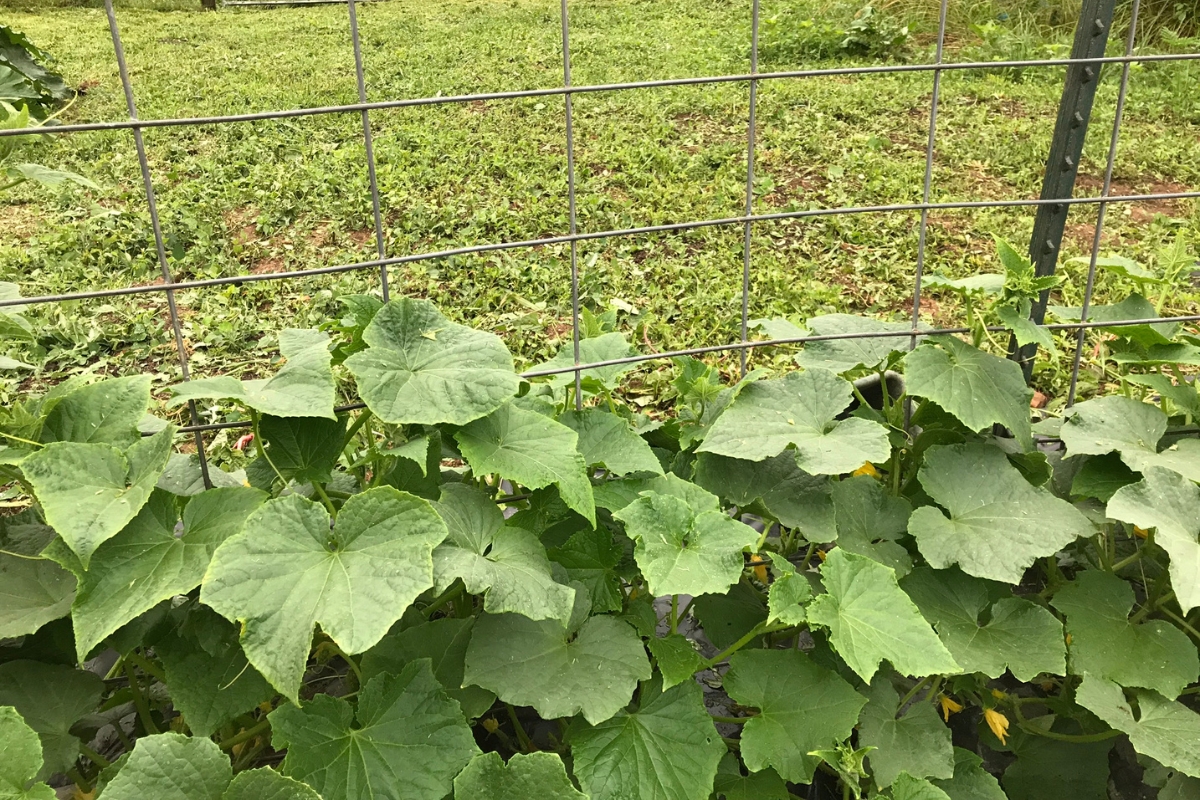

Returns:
1009,0,1117,381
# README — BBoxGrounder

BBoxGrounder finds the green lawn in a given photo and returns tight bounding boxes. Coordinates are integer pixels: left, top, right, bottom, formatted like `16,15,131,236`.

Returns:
2,0,1198,419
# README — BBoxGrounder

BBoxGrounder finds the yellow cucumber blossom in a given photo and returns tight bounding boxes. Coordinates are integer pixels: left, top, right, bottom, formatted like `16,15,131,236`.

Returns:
852,461,880,478
938,694,964,722
984,708,1010,745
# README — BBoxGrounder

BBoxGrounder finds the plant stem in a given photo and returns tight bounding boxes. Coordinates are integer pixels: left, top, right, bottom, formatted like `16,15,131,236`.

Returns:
326,642,364,685
250,410,288,489
124,661,159,735
423,581,464,619
1011,700,1120,743
312,481,338,516
703,622,791,668
1160,606,1200,644
78,743,111,769
126,649,167,684
896,675,933,716
676,595,697,624
669,594,679,635
505,704,534,753
341,408,374,451
1111,546,1145,573
219,718,271,751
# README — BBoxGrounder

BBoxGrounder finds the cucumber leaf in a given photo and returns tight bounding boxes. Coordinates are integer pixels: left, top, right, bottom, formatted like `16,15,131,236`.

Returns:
169,329,336,420
698,368,890,475
463,612,649,725
201,488,447,701
346,298,519,425
570,680,724,800
724,649,867,783
271,662,480,800
908,444,1093,583
807,550,958,682
456,401,595,525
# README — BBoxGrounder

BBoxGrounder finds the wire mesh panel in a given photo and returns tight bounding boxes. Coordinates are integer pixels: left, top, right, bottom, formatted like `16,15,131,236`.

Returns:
1,0,1199,489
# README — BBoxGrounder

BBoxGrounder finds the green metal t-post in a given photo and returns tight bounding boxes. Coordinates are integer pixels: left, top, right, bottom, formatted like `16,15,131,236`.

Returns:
1010,0,1117,381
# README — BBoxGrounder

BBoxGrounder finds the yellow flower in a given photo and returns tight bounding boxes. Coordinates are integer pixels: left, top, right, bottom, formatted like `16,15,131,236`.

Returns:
1134,526,1150,539
748,554,768,583
991,689,1007,701
481,717,499,734
852,462,880,478
984,708,1010,745
817,548,828,562
938,694,964,722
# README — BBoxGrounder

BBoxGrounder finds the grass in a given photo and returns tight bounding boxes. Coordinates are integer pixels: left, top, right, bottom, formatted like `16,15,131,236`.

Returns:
1,0,1198,424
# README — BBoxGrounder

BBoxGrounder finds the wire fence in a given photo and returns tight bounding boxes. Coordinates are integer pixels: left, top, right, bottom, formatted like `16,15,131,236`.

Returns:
3,0,1199,485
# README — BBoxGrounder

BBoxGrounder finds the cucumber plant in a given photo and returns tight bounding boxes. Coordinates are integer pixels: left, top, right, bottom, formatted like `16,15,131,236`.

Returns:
2,266,1200,798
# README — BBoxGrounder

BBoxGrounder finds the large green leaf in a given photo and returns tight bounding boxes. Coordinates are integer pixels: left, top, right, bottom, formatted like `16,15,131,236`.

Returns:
431,484,575,624
832,475,914,577
724,649,867,783
0,706,55,800
534,332,637,391
201,488,447,701
891,774,953,800
1107,467,1200,614
905,337,1033,447
223,769,323,800
901,567,1065,681
693,451,836,541
712,753,789,800
271,662,480,800
795,314,909,373
20,425,175,568
1050,570,1196,697
645,633,705,690
594,472,720,514
698,369,890,474
1076,676,1200,778
614,492,758,597
65,487,265,661
157,454,247,497
453,752,587,799
98,738,322,800
858,676,954,788
1000,728,1113,800
360,617,495,721
463,612,649,724
39,375,149,447
169,329,336,419
1050,294,1178,348
156,608,275,738
908,444,1093,583
807,550,958,682
931,749,1006,800
345,298,519,425
0,661,103,779
257,414,346,484
560,408,662,476
456,401,595,524
570,680,724,800
548,527,624,613
0,512,74,639
1060,396,1165,469
98,733,229,800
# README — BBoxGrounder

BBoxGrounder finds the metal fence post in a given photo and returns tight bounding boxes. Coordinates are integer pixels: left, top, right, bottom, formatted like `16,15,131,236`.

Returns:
1010,0,1118,380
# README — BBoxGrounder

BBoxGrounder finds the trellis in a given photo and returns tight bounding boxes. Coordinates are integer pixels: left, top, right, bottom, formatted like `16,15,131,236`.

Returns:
1,0,1199,490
